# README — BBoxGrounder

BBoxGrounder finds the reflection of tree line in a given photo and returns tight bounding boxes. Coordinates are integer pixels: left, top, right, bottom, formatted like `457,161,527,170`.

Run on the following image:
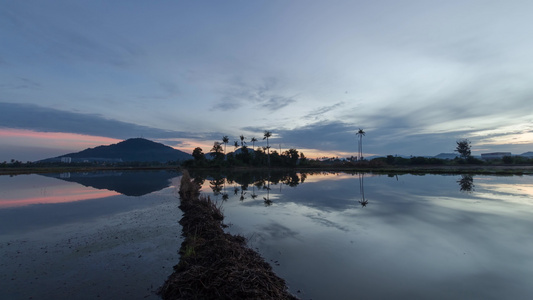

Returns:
191,170,376,208
192,171,476,208
189,170,310,206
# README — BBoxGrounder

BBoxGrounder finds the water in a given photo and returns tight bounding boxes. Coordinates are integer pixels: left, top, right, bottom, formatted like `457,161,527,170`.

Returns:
0,170,183,299
1,170,532,299
194,171,533,300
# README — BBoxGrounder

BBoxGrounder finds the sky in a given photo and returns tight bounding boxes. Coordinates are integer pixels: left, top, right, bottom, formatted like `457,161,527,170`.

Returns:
1,0,533,162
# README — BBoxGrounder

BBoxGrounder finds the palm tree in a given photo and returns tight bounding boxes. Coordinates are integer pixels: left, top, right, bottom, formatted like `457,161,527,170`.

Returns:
250,137,258,150
263,130,272,167
234,140,239,151
356,128,366,161
222,136,229,157
239,135,246,147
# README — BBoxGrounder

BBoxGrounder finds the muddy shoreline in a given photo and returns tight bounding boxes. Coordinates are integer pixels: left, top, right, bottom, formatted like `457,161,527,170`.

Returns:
159,171,298,299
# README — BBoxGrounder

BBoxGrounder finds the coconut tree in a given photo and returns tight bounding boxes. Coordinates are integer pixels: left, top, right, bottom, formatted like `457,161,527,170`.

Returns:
250,137,258,150
234,140,239,151
239,135,246,147
263,130,272,166
356,128,366,161
222,136,229,157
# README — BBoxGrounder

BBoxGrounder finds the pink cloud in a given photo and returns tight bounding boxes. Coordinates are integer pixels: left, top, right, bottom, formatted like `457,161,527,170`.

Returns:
0,128,122,150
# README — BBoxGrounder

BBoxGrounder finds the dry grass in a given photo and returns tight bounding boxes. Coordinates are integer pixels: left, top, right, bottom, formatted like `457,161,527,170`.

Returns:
159,170,298,299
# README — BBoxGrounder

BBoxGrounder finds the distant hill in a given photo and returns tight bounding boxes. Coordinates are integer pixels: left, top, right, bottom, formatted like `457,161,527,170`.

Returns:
520,152,533,157
434,153,458,160
39,138,192,163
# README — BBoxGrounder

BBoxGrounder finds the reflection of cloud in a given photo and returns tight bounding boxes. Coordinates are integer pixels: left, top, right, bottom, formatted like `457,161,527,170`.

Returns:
256,222,300,240
0,176,119,208
304,213,349,232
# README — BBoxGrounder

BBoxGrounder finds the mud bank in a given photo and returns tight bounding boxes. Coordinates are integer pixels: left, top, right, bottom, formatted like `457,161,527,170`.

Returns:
159,171,298,299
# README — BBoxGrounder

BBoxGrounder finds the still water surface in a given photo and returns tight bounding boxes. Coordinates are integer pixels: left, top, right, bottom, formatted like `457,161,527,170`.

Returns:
1,171,532,299
0,171,183,299
195,171,533,300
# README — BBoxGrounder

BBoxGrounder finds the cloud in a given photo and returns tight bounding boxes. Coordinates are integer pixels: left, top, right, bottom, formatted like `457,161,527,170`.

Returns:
0,1,142,68
0,77,41,90
303,102,345,120
0,102,196,140
260,95,296,111
212,77,296,112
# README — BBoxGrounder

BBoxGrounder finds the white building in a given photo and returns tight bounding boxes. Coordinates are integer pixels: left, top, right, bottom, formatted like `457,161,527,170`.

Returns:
481,152,511,160
60,157,72,163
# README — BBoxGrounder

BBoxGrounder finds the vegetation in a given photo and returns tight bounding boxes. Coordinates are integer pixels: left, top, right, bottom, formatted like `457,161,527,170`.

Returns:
455,139,472,159
182,130,310,169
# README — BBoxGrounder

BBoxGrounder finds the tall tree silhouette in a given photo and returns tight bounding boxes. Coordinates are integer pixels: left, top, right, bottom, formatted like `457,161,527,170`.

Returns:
250,137,257,150
234,140,239,151
240,135,246,147
222,136,229,157
263,130,272,167
356,128,366,161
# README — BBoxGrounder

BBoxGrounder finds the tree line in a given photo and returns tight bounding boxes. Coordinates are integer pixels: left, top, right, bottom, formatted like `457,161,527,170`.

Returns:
183,131,308,168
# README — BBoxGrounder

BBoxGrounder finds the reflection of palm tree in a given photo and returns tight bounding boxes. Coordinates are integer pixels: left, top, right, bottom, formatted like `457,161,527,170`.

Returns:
222,177,228,201
263,176,272,206
457,175,475,192
356,128,366,161
358,173,369,207
251,185,258,199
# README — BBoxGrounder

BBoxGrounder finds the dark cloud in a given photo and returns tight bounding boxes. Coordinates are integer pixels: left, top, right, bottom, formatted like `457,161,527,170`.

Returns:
304,102,345,120
0,102,196,140
260,95,296,111
243,118,477,157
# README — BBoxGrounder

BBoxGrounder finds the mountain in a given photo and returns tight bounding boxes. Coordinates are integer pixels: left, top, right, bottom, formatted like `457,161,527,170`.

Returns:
40,138,192,163
520,152,533,157
434,153,458,160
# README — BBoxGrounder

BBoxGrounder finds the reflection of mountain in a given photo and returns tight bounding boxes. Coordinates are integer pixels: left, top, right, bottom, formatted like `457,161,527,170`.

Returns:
42,170,179,196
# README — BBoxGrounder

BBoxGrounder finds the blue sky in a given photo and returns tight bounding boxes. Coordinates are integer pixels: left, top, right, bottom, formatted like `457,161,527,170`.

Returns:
2,0,533,161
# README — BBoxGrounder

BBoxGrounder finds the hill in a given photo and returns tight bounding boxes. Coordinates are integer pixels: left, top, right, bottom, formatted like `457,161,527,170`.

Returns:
39,138,192,163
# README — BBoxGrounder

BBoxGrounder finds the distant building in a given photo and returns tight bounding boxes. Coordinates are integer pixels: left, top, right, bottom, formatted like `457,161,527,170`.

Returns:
60,157,72,163
481,152,511,160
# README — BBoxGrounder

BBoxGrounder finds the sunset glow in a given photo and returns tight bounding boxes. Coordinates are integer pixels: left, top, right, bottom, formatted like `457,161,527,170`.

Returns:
0,128,121,149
